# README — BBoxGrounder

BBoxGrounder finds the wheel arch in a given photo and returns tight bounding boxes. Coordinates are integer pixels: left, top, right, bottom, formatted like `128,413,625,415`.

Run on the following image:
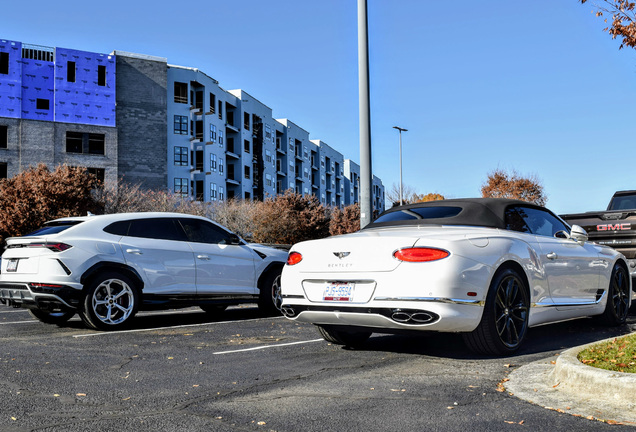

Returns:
80,262,145,292
257,262,284,291
493,260,531,296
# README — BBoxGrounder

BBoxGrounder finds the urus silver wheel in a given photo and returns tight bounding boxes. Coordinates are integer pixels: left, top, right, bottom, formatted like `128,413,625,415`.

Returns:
91,278,135,326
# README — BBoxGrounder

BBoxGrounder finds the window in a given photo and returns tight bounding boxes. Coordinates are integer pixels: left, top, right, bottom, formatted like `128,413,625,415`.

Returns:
289,138,294,152
36,99,50,110
210,153,217,172
65,132,105,155
174,115,188,134
219,186,225,201
265,149,272,163
218,130,223,145
174,146,188,166
244,140,250,154
88,134,105,154
97,65,106,87
87,167,105,183
179,218,232,244
67,61,76,83
265,124,272,140
0,52,8,75
174,82,188,104
244,165,250,179
219,158,224,174
66,131,83,153
218,100,223,119
0,125,7,149
195,150,204,171
209,93,216,113
128,218,185,241
303,146,308,159
195,120,203,140
0,162,6,179
265,174,272,187
210,183,218,201
505,206,569,238
174,178,188,196
243,112,250,130
210,124,217,142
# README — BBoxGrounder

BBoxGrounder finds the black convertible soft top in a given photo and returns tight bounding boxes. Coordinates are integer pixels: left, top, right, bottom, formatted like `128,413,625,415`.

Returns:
365,198,546,230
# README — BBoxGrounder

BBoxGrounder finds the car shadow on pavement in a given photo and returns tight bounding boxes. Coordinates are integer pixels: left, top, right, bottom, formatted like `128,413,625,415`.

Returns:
338,309,636,360
58,305,281,332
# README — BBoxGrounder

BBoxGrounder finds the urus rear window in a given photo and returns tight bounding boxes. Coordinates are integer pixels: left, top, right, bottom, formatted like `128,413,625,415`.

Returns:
374,206,462,223
26,223,83,236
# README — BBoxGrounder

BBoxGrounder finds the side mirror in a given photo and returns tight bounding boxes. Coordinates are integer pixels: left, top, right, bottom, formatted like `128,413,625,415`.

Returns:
228,233,242,245
570,224,588,243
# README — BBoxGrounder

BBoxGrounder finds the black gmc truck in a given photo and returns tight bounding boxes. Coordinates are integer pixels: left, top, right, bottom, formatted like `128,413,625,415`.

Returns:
561,190,636,282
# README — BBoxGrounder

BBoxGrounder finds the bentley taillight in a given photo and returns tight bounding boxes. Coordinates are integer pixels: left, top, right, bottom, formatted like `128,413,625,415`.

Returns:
394,247,449,262
287,252,303,266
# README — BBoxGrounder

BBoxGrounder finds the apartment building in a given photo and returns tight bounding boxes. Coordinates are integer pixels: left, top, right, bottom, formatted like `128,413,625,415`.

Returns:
0,38,384,212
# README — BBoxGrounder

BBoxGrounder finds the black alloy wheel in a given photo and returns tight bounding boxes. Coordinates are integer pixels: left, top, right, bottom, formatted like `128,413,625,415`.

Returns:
463,268,530,356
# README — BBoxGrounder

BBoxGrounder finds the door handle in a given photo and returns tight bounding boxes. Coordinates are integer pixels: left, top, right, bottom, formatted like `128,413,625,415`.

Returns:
126,248,142,255
197,255,210,260
546,252,558,260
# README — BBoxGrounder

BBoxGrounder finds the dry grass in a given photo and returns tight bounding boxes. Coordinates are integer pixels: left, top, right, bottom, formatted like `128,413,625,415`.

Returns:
578,334,636,373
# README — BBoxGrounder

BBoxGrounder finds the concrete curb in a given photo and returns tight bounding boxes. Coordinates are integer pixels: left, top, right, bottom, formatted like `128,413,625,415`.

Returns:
550,337,636,405
506,335,636,426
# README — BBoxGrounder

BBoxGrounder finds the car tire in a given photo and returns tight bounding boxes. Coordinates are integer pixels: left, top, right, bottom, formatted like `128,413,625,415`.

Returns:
463,267,529,356
600,263,630,326
28,308,75,325
200,305,228,314
316,325,371,347
258,270,283,315
80,272,139,331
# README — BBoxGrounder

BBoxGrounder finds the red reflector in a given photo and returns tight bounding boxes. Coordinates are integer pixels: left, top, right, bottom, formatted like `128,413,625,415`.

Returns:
287,251,303,266
28,242,72,252
394,248,449,262
467,292,477,297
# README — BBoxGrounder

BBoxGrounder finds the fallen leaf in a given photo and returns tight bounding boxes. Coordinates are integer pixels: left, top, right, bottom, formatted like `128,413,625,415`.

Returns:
76,393,86,397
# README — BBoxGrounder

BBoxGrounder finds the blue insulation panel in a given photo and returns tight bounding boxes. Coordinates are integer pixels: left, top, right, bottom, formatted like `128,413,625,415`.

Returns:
0,40,22,119
0,39,116,127
54,48,115,126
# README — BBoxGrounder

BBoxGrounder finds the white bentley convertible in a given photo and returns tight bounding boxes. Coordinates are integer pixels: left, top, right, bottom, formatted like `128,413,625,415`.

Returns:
280,198,632,355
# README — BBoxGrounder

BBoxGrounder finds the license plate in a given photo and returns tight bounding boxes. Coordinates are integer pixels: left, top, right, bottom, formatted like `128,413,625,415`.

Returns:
323,282,354,302
6,259,18,272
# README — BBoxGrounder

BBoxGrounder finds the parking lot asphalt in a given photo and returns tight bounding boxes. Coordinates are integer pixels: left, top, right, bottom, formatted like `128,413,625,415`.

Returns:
1,305,635,431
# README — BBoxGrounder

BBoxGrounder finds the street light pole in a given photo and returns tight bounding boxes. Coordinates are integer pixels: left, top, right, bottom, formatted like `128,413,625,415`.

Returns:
358,0,373,227
393,126,407,206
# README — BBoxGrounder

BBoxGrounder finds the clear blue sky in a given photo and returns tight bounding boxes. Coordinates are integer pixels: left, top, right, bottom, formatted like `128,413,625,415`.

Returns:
3,0,635,214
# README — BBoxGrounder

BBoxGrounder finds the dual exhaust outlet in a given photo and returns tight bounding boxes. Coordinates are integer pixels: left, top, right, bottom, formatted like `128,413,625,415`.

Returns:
280,305,435,325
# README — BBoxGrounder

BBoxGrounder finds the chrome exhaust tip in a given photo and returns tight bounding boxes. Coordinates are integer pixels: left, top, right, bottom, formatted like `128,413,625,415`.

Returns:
281,305,296,318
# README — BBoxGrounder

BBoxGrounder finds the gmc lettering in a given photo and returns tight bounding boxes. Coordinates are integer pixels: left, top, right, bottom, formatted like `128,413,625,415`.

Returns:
597,223,631,231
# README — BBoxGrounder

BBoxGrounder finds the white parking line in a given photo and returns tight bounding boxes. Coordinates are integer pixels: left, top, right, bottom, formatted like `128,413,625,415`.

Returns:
72,316,284,338
0,320,38,325
213,338,324,355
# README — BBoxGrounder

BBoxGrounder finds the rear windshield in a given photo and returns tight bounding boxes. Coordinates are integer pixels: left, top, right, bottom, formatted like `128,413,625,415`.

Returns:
373,206,462,223
25,222,83,236
608,194,636,211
